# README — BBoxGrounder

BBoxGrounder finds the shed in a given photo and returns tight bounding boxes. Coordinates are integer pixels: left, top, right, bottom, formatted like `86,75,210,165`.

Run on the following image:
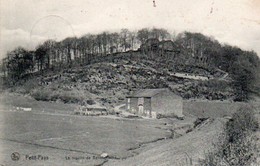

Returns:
126,88,183,118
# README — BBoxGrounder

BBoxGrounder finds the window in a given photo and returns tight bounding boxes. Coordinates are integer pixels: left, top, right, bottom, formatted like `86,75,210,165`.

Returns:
127,98,130,109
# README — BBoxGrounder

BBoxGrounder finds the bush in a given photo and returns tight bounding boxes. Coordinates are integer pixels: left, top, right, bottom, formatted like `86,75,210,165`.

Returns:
86,99,95,105
19,79,39,94
59,95,80,103
31,89,85,104
57,91,85,104
199,105,259,166
31,89,51,101
156,113,184,120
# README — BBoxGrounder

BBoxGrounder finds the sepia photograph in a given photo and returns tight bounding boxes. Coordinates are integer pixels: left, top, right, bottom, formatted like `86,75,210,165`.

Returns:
0,0,259,165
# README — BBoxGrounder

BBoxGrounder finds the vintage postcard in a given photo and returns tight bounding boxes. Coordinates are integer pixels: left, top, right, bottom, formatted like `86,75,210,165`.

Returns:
0,0,259,165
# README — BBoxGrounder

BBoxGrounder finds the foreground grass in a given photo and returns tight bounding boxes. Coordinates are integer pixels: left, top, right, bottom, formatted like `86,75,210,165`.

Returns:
199,106,259,166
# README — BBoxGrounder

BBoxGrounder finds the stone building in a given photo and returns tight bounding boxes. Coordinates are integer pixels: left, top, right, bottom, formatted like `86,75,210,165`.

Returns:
126,88,183,118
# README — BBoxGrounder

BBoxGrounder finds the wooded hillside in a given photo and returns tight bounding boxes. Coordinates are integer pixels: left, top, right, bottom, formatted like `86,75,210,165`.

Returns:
1,28,259,103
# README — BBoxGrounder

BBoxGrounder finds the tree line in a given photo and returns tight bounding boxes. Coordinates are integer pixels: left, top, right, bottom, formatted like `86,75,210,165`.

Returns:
0,28,172,80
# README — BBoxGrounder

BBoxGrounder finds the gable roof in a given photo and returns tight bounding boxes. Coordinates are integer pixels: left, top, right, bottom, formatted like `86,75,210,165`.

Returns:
127,88,181,98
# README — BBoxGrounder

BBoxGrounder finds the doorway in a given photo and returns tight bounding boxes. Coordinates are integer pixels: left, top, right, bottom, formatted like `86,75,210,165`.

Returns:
138,105,144,115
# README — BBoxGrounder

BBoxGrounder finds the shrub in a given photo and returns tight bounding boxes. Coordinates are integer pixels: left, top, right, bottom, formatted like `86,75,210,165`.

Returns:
86,99,95,105
59,95,79,103
57,91,84,104
107,109,116,115
31,89,51,101
156,113,184,120
199,105,259,166
31,89,85,104
20,79,39,94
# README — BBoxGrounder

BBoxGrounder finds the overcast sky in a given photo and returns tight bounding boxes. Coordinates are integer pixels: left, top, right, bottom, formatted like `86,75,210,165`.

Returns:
1,0,260,59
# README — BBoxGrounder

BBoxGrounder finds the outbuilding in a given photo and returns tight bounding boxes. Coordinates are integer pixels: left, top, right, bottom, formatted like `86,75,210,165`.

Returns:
126,88,183,118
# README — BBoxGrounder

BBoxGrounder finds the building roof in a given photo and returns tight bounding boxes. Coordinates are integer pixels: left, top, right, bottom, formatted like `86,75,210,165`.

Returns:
127,88,181,98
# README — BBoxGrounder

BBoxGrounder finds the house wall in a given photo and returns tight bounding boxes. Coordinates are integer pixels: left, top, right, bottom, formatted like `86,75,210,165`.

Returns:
126,97,152,117
126,97,138,114
143,98,152,117
151,91,183,118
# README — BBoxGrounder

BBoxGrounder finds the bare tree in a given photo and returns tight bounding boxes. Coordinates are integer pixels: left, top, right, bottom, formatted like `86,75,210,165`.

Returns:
61,37,75,65
101,32,109,55
42,40,56,69
120,29,131,52
129,31,137,50
151,28,170,41
137,28,150,44
110,32,120,52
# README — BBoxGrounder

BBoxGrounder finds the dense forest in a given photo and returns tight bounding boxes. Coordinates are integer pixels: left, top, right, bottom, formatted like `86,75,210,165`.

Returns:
1,28,259,102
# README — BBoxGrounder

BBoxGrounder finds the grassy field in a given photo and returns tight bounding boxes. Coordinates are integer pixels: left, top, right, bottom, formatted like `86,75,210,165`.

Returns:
183,100,248,118
1,92,254,166
0,93,197,165
0,92,78,115
106,118,226,166
0,111,173,165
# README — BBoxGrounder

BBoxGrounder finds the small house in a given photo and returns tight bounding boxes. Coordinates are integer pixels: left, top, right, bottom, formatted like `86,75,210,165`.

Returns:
126,88,183,118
